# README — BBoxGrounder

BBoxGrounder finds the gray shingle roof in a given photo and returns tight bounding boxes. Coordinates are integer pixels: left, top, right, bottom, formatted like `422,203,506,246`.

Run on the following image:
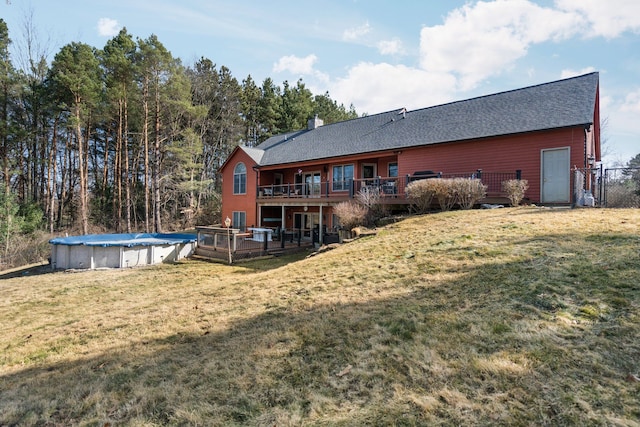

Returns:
253,72,598,167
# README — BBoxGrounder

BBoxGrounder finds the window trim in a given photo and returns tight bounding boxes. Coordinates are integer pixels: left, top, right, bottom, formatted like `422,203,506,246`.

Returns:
232,211,246,231
233,162,247,195
332,164,354,191
388,162,398,178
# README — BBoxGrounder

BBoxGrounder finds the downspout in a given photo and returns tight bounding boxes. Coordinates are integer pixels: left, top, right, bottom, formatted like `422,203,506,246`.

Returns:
583,125,591,191
583,126,588,171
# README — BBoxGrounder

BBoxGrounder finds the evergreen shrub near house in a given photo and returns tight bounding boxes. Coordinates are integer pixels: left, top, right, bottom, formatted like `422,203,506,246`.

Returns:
502,179,529,206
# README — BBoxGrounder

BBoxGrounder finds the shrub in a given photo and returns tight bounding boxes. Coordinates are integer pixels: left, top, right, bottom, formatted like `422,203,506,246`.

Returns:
17,202,44,234
452,178,487,209
432,179,458,211
356,187,388,226
502,179,529,206
405,179,438,213
333,200,368,231
407,178,487,212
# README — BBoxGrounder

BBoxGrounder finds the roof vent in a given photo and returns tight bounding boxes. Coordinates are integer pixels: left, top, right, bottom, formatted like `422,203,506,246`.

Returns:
308,115,324,130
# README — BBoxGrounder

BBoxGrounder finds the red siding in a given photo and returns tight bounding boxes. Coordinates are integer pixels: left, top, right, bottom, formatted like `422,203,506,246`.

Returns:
221,149,259,227
222,126,592,213
398,127,586,203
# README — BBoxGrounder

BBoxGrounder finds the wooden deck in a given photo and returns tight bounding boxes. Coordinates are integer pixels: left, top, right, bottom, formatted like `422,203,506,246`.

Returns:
194,226,314,262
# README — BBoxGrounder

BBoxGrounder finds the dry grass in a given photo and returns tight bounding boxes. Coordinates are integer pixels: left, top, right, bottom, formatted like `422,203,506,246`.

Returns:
1,207,639,426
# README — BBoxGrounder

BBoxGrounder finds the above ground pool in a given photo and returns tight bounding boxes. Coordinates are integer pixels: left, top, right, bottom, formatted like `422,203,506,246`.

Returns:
49,233,197,270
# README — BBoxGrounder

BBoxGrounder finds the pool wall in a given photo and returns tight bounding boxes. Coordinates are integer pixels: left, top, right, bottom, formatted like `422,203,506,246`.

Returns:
49,233,197,270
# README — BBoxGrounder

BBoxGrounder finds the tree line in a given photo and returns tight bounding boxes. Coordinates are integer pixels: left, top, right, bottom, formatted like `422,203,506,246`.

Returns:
0,19,358,243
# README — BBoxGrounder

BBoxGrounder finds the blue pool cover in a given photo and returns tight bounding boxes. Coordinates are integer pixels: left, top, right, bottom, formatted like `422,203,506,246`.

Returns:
49,233,197,247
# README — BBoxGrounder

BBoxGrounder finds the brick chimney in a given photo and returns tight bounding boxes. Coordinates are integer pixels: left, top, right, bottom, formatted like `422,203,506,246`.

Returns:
307,115,324,130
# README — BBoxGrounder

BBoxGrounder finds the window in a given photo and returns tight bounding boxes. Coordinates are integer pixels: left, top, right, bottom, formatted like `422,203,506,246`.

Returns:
363,164,376,179
233,163,246,194
232,211,246,231
332,213,341,231
332,164,354,191
388,162,398,178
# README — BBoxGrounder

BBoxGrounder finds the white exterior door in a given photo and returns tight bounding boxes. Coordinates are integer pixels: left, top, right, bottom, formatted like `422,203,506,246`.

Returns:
541,148,570,203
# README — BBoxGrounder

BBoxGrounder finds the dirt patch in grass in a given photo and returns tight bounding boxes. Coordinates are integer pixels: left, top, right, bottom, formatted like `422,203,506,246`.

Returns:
1,207,639,425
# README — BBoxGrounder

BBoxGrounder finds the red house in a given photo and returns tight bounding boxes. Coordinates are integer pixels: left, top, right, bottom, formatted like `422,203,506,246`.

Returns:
220,72,600,240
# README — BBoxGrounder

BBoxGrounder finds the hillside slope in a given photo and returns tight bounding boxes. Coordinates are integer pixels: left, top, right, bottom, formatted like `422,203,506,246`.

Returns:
1,207,639,425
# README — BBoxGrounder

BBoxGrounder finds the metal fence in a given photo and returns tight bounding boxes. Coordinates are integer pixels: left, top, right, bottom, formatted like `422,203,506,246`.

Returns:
601,167,640,208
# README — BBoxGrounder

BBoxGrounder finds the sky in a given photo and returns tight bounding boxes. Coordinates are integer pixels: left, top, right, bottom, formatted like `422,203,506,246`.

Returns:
2,0,640,165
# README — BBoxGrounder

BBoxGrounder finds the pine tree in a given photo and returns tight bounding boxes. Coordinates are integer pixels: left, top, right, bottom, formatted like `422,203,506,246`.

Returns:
101,28,137,232
241,74,261,146
49,42,102,234
136,34,174,233
257,77,281,141
0,19,12,197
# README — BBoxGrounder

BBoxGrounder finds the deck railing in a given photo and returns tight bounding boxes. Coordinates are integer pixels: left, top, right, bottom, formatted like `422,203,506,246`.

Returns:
195,226,313,262
438,170,522,194
257,170,522,201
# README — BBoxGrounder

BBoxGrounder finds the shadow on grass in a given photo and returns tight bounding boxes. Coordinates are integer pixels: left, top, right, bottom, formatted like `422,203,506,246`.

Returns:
0,250,310,281
0,263,52,280
1,233,639,426
230,250,312,273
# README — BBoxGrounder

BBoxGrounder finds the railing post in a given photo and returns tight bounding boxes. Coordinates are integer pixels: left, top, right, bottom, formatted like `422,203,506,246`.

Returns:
263,231,268,251
348,179,354,198
476,169,482,179
598,164,604,206
281,229,285,248
297,228,302,246
516,169,522,180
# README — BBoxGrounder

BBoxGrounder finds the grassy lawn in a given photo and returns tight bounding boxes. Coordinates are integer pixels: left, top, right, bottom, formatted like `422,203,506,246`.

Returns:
1,207,639,426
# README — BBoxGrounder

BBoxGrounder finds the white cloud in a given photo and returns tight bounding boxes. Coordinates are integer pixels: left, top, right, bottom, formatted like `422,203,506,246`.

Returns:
560,66,597,79
620,90,640,113
97,18,121,37
599,89,640,163
297,1,640,118
555,0,640,38
413,0,640,92
343,22,371,41
377,38,405,56
273,54,318,74
330,62,457,114
419,0,581,91
272,54,330,83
